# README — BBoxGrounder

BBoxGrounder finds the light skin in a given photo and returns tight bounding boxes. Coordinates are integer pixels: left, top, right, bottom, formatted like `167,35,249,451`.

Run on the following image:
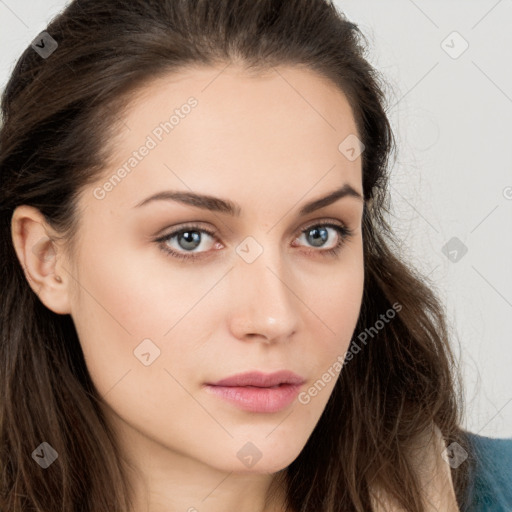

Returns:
11,65,459,511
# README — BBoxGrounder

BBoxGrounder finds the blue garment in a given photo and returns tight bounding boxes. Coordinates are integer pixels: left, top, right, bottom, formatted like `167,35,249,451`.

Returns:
462,431,512,511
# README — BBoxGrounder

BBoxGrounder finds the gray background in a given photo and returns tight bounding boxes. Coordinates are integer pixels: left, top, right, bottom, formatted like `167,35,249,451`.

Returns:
1,0,511,438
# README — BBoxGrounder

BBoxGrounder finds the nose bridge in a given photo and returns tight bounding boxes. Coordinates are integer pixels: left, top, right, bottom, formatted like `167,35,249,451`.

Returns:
228,235,299,340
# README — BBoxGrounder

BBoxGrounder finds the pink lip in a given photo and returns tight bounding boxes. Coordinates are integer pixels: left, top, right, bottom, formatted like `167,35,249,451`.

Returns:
204,370,305,413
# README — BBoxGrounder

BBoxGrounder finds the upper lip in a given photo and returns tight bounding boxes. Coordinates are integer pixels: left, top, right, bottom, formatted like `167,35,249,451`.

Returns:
207,370,305,388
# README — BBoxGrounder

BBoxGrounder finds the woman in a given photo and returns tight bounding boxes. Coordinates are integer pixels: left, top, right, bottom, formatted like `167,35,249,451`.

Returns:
1,1,510,511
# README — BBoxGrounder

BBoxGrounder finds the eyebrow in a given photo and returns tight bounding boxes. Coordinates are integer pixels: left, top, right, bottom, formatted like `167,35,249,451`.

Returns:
134,183,364,216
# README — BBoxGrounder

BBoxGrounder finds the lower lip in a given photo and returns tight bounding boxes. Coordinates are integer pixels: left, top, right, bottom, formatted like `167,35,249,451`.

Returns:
204,383,302,413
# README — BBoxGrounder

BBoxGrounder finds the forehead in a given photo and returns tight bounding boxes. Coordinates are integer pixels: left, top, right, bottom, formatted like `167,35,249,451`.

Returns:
121,64,358,138
87,64,362,212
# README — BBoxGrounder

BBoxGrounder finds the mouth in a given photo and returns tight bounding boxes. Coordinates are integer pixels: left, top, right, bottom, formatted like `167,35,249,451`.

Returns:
204,370,306,413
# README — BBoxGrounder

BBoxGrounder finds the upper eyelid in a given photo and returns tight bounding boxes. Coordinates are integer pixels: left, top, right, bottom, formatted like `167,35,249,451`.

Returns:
157,217,348,239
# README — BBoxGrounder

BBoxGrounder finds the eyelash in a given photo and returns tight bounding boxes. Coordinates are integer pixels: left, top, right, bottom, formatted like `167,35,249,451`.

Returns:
154,221,354,262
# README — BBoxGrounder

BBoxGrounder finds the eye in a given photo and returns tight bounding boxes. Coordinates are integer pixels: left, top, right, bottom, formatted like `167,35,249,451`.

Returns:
155,223,218,261
292,222,354,258
154,221,354,261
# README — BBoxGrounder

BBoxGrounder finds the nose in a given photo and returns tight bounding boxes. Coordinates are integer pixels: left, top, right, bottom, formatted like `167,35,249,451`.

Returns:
227,245,300,344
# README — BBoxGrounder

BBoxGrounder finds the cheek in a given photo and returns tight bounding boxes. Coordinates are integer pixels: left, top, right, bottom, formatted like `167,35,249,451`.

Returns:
67,252,154,390
293,264,364,415
69,243,222,393
304,250,364,347
72,242,205,335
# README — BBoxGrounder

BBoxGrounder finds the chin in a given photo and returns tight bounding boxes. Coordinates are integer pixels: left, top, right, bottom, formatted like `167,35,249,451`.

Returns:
213,438,305,474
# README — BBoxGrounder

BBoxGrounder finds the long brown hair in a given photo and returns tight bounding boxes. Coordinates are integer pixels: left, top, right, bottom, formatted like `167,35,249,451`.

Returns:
0,1,473,510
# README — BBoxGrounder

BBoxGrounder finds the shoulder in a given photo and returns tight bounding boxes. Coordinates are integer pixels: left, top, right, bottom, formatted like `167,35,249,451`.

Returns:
370,424,459,511
412,424,460,511
463,431,512,512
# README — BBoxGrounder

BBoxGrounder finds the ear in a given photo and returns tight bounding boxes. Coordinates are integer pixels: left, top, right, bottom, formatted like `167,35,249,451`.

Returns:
10,205,72,315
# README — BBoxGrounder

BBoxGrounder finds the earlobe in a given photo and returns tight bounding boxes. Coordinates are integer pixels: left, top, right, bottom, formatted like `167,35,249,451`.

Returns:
10,205,72,315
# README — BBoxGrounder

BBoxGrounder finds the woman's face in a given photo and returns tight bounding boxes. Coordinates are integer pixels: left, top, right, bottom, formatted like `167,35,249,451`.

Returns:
61,65,365,476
